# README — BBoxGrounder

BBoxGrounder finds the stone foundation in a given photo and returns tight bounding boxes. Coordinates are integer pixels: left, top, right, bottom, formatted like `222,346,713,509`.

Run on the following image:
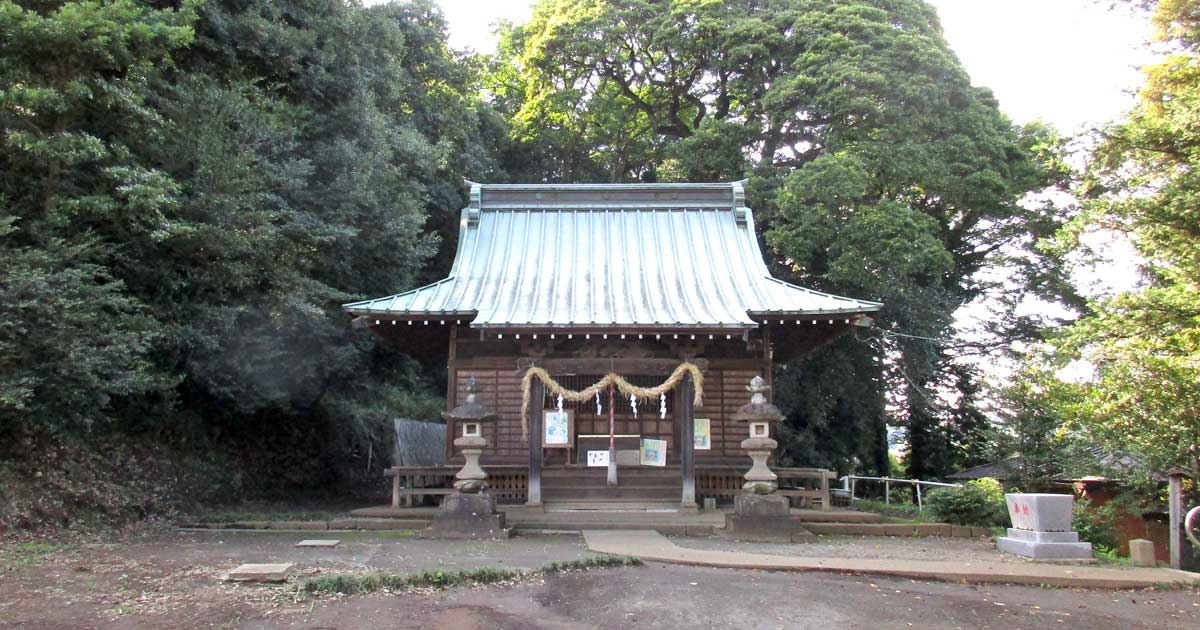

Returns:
724,493,814,542
423,493,508,539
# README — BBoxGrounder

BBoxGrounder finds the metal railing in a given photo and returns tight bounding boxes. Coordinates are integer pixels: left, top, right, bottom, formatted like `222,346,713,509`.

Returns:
839,475,961,511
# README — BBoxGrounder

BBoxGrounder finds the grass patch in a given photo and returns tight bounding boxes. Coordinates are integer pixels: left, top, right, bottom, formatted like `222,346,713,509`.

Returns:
539,555,643,573
0,542,61,571
853,499,937,523
342,530,416,540
301,555,642,596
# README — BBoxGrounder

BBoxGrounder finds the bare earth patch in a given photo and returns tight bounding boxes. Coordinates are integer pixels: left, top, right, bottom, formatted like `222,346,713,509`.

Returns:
1,529,1196,629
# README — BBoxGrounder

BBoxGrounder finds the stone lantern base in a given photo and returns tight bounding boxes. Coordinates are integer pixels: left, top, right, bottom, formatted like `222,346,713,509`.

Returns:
724,493,815,543
425,493,508,540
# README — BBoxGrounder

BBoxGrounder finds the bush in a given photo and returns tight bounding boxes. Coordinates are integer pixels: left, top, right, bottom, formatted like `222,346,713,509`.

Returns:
926,478,1010,527
1073,499,1119,551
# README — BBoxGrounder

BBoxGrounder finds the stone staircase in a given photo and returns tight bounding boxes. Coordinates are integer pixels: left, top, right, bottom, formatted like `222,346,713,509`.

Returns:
541,466,684,510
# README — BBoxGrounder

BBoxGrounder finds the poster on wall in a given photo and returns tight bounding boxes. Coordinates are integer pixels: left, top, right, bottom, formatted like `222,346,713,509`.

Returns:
693,418,711,450
586,450,610,467
543,410,574,447
640,438,667,467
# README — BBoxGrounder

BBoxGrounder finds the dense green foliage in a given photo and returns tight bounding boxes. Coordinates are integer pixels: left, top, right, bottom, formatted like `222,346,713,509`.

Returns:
1013,0,1200,484
0,0,502,490
925,478,1009,527
9,0,1192,521
490,0,1072,478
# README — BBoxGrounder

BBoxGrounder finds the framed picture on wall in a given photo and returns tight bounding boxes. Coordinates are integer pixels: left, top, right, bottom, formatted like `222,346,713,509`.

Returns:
693,418,711,450
640,438,667,466
543,409,574,447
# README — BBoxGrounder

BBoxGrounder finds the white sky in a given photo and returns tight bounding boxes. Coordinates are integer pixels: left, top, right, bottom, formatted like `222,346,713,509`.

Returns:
431,0,1155,132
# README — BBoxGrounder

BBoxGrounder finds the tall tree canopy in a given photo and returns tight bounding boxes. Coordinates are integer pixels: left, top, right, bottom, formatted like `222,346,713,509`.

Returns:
1,0,504,487
491,0,1070,477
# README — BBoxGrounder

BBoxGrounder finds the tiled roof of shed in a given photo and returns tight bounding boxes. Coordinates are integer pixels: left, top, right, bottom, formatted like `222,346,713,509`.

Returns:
343,181,881,330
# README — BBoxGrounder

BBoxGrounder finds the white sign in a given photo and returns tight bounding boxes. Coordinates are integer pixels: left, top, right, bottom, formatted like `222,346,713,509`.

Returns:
586,450,610,467
544,410,570,446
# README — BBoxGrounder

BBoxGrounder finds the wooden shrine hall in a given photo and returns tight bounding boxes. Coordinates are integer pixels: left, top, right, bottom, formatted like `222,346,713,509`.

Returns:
344,181,882,511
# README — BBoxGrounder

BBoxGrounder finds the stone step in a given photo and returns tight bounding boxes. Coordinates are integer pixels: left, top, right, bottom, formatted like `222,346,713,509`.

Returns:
542,499,687,510
543,489,682,501
542,468,682,480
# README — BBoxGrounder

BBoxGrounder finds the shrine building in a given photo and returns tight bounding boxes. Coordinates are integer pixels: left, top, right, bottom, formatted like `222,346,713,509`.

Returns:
344,181,881,511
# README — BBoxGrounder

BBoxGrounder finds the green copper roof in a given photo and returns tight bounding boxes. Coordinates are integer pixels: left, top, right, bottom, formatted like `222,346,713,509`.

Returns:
344,181,881,330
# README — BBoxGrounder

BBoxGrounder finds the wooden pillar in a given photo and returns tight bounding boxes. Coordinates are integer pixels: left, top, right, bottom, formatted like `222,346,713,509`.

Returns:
1169,470,1185,569
679,373,697,509
391,470,401,509
822,472,831,512
444,325,458,464
527,379,544,507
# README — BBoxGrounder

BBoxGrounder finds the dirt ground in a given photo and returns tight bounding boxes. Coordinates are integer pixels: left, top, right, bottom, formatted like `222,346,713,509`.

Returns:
1,530,1197,629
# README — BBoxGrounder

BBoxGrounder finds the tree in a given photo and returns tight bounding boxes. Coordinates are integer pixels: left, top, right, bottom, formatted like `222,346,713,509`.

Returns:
0,1,503,490
491,0,1070,477
1047,0,1200,478
0,0,196,431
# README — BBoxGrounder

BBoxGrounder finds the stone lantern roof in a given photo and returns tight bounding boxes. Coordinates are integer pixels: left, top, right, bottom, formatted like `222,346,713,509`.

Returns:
442,378,498,424
732,376,783,423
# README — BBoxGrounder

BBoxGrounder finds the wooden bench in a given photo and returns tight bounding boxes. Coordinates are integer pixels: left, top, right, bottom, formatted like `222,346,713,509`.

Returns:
385,466,454,508
698,467,837,511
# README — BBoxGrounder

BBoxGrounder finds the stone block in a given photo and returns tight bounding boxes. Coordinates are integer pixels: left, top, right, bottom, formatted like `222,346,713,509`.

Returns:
996,536,1092,559
425,492,508,540
734,492,789,517
951,525,973,538
702,497,717,511
724,513,803,542
295,539,340,548
226,563,294,582
1129,539,1156,567
1005,493,1074,532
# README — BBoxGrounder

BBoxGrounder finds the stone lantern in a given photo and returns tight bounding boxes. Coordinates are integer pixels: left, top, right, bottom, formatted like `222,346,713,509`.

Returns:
732,376,781,494
428,377,507,538
725,376,810,542
442,377,496,494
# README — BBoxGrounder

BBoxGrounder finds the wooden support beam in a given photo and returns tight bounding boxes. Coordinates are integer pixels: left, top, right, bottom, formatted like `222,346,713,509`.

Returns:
679,373,697,510
527,379,544,508
1169,470,1184,569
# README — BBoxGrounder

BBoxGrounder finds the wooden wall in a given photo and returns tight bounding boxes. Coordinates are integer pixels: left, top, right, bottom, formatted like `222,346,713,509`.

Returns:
447,344,765,466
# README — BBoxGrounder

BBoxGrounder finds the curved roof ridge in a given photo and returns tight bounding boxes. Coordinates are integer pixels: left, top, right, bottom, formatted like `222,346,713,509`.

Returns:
344,182,882,327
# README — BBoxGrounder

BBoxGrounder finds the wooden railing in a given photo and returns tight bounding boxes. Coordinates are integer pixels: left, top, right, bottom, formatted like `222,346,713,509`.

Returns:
383,464,836,509
838,475,961,511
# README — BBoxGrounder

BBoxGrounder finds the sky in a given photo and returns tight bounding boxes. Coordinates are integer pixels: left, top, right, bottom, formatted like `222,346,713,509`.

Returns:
430,0,1156,133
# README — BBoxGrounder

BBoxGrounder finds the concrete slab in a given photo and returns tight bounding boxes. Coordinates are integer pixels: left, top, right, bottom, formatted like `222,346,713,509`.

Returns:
294,539,340,548
225,563,294,582
582,530,1200,589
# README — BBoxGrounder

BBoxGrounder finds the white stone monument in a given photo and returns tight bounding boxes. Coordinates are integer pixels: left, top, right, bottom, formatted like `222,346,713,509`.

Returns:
996,493,1093,560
